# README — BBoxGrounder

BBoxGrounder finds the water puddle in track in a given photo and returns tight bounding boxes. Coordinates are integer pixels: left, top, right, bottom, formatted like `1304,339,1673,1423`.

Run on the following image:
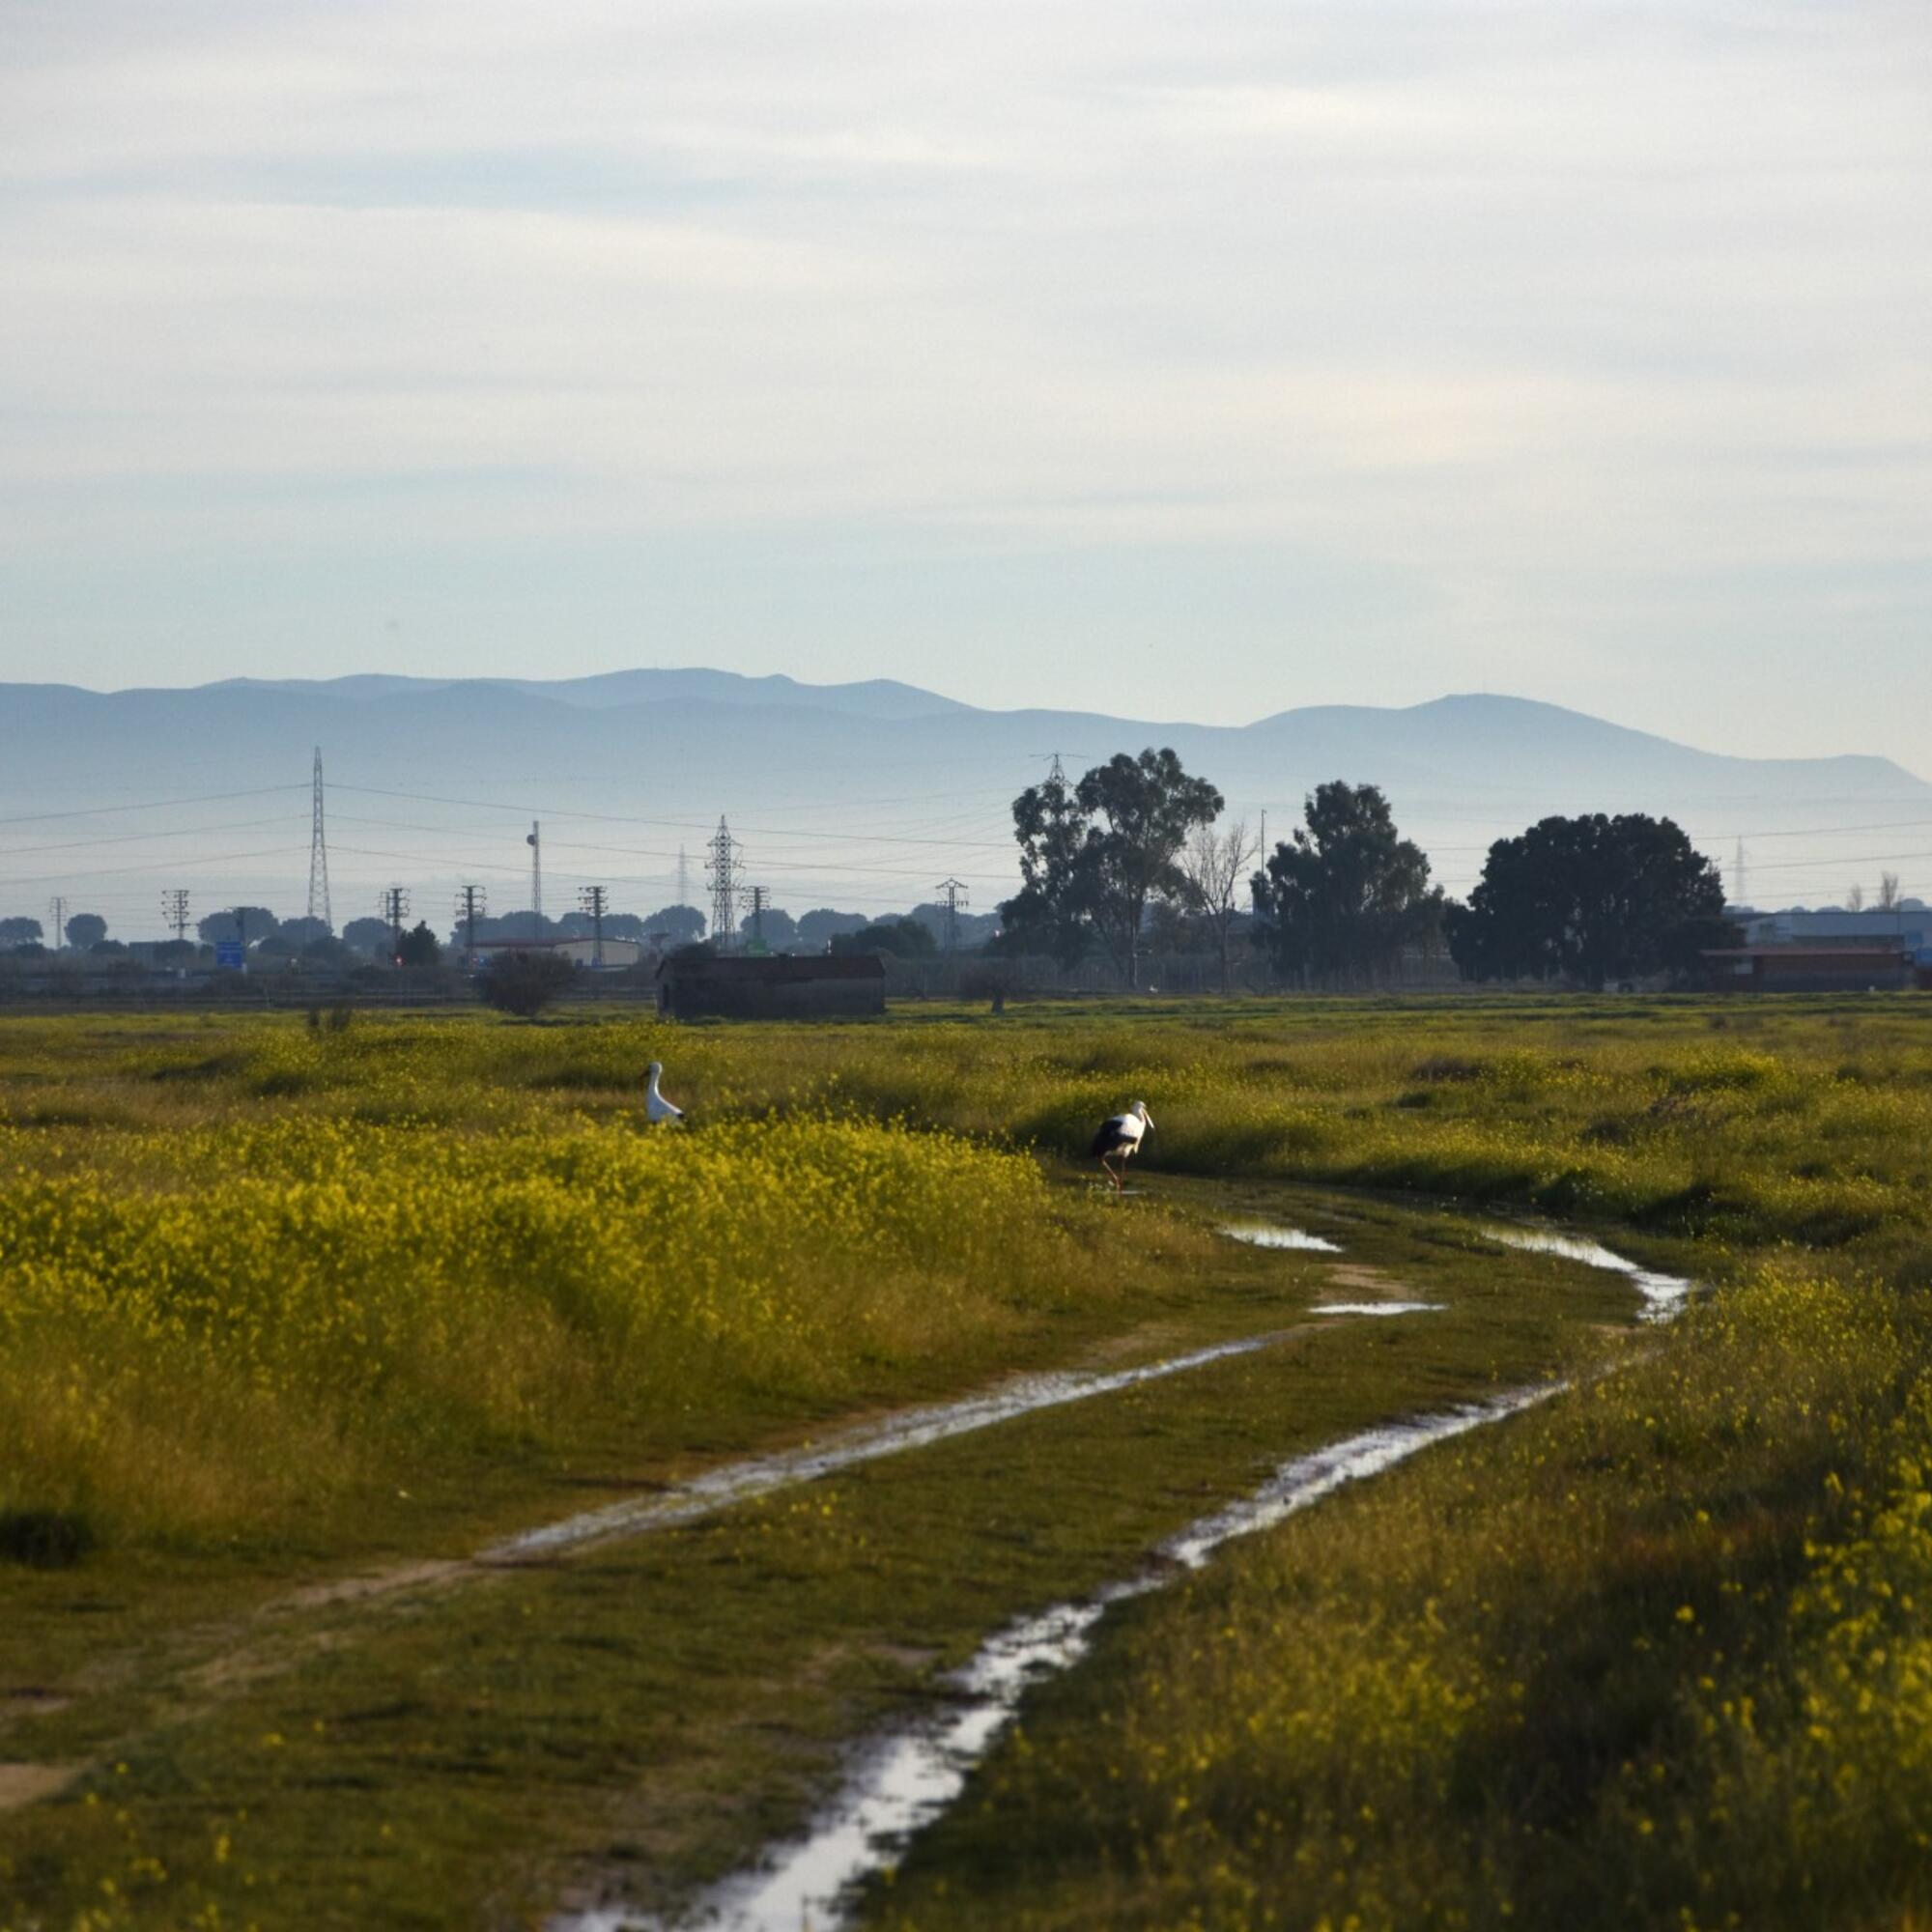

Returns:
487,1330,1305,1564
558,1385,1558,1932
1312,1301,1441,1317
1479,1224,1693,1322
1216,1221,1342,1252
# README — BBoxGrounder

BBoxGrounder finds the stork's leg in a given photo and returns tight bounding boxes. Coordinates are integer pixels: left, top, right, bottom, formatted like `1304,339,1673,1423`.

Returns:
1100,1153,1122,1194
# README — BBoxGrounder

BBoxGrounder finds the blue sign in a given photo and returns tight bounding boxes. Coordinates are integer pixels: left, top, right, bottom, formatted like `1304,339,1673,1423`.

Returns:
214,940,244,969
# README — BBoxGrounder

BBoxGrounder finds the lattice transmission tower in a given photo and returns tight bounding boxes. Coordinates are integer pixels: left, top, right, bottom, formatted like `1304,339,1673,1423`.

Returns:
578,884,609,969
935,877,969,952
307,747,331,928
454,885,486,960
705,816,744,952
382,885,411,963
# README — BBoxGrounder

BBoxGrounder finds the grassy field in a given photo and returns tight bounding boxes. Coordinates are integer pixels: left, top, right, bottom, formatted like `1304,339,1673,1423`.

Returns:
2,995,1930,1928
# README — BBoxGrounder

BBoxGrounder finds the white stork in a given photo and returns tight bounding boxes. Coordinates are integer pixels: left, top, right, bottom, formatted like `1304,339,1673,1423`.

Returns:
645,1061,685,1124
1090,1099,1152,1193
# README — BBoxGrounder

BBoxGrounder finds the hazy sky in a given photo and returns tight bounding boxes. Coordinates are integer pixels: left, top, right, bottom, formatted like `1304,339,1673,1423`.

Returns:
3,2,1927,762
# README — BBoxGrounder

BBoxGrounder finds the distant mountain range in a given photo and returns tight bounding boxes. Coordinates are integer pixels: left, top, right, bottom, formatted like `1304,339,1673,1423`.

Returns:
2,671,1924,934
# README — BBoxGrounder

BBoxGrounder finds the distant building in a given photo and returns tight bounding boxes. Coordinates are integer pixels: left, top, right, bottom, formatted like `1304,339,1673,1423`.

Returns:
1731,906,1932,952
656,952,886,1020
1699,946,1914,993
473,937,646,971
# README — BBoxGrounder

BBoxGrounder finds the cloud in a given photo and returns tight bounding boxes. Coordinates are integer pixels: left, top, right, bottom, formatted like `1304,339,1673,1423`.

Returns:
0,1,1928,754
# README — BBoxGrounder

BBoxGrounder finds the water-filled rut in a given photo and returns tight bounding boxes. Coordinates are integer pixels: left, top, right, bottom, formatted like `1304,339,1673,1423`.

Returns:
553,1214,1694,1931
556,1386,1562,1932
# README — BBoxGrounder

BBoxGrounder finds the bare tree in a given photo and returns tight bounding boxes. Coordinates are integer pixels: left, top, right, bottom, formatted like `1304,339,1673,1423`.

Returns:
1179,816,1260,993
1878,871,1903,911
1846,883,1866,912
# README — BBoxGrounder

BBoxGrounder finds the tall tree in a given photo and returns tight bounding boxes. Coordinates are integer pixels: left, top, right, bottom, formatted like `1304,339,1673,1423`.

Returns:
1075,751,1225,987
396,921,441,968
830,918,935,958
1178,816,1259,993
0,918,42,947
1002,749,1224,985
1000,764,1094,968
197,906,279,947
341,916,395,955
738,905,798,950
645,903,706,944
796,908,869,950
64,912,107,950
1251,782,1442,988
1445,812,1733,989
276,915,333,951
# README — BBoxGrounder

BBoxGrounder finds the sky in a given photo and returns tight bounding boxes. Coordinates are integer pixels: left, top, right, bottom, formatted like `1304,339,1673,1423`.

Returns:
2,1,1928,764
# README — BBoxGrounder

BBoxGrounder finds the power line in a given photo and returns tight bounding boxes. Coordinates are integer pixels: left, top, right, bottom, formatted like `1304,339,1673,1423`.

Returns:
0,844,309,890
0,812,308,860
0,785,308,830
328,782,1019,852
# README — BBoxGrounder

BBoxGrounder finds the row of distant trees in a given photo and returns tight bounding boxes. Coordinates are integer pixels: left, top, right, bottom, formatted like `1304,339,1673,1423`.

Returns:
998,748,1737,992
0,898,983,967
0,753,1745,990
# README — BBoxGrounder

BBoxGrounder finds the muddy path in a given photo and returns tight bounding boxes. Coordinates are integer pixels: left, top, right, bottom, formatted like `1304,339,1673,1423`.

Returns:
547,1206,1691,1932
560,1385,1563,1932
0,1186,1696,1932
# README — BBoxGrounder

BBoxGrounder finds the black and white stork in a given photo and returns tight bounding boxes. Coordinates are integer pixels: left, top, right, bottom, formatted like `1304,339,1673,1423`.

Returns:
1090,1099,1152,1193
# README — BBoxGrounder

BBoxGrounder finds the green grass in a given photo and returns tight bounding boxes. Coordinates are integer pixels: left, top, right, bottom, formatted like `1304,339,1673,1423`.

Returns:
4,995,1932,1928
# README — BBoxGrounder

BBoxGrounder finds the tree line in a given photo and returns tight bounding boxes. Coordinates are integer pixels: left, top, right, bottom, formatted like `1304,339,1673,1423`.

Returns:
998,748,1736,991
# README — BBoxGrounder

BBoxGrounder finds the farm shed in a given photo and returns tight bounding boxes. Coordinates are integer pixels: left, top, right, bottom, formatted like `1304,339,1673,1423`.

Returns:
656,953,886,1020
1698,946,1914,993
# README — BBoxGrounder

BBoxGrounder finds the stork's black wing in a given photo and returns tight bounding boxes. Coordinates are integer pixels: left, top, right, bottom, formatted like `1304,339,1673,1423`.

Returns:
1090,1116,1134,1157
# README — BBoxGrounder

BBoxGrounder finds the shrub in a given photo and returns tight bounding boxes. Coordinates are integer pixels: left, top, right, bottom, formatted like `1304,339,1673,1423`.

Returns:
477,950,578,1018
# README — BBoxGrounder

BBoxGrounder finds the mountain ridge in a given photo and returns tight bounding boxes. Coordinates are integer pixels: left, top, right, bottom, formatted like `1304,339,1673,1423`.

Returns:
2,673,1922,928
43,671,1920,789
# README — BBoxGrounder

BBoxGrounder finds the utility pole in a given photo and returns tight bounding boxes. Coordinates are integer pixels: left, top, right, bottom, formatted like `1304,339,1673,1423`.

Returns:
676,843,691,908
47,895,68,951
705,815,743,952
1733,837,1747,909
526,821,543,940
454,885,486,963
162,889,191,946
382,885,411,964
935,877,969,952
307,746,332,929
578,884,609,969
747,885,767,950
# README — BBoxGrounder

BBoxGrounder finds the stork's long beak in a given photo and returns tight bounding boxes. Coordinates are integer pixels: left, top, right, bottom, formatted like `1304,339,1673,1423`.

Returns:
1143,1112,1154,1131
